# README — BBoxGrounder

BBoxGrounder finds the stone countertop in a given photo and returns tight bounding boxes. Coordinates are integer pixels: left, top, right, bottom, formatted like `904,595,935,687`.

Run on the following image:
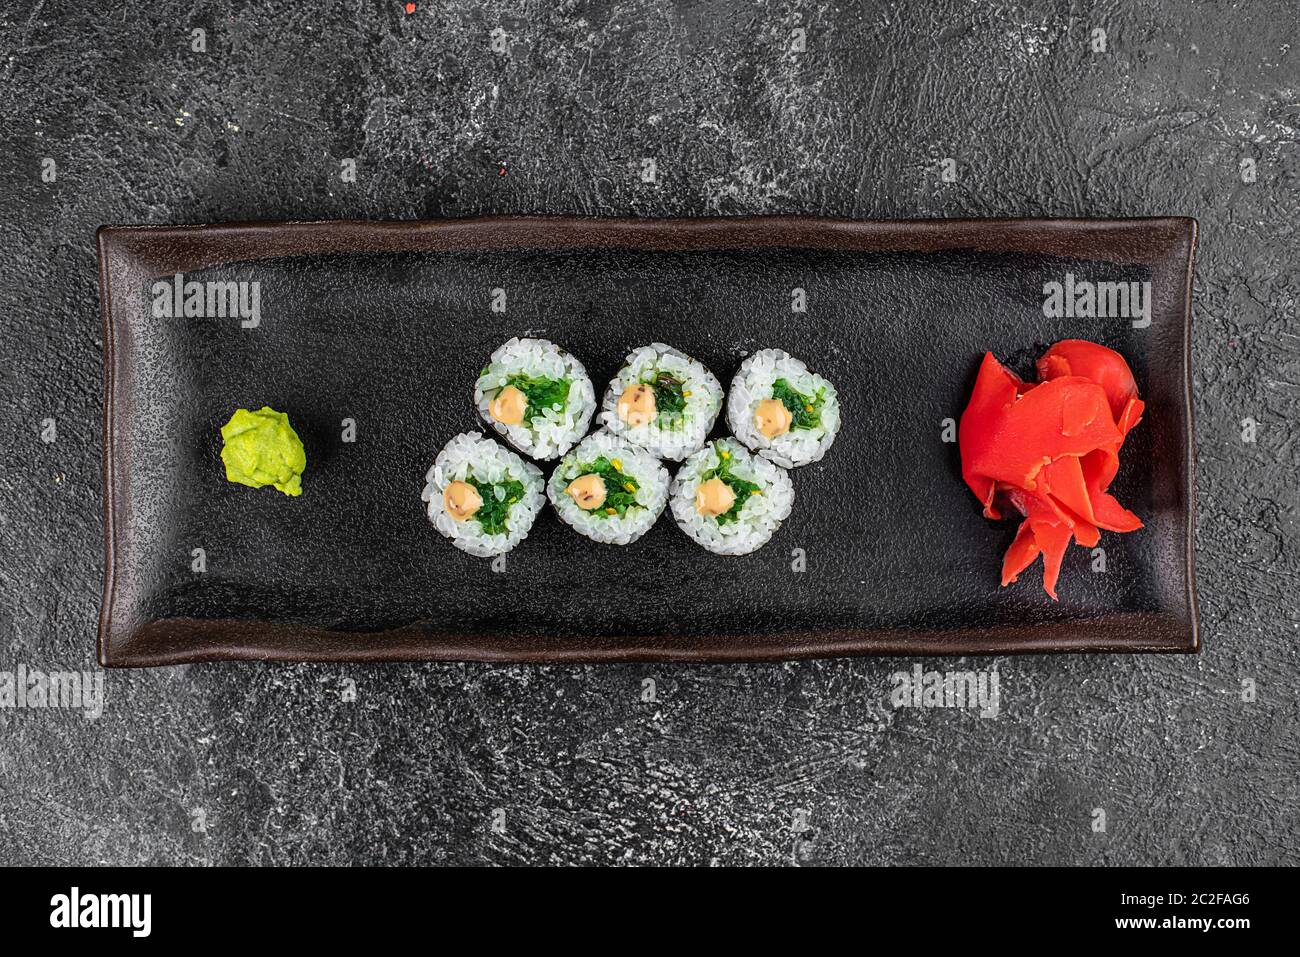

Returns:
0,0,1296,865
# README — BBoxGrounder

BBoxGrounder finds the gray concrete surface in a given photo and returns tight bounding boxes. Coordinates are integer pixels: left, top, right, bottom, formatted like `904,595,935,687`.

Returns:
0,0,1296,865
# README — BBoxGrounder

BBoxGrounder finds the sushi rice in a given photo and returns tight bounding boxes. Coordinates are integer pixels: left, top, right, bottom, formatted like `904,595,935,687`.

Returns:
727,349,840,468
600,343,723,461
670,438,794,555
548,431,669,545
475,337,596,460
422,432,545,557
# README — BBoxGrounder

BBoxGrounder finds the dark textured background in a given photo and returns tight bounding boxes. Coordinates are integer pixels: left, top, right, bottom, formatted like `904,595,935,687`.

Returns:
1,1,1296,865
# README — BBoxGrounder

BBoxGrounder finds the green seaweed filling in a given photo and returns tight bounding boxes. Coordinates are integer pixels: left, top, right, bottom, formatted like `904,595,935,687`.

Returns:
702,444,761,526
771,378,824,431
642,371,687,428
572,456,640,518
466,476,525,536
505,373,571,422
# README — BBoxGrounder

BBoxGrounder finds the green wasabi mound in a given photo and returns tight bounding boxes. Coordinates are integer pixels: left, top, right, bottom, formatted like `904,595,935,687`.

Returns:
219,407,306,497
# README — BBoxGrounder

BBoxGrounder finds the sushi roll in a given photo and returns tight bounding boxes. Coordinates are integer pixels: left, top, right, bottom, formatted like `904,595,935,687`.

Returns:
669,438,794,555
600,343,723,461
422,432,545,557
475,337,596,460
548,431,670,545
727,349,840,468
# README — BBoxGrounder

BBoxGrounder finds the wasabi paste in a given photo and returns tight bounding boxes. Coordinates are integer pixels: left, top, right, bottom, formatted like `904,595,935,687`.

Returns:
219,407,306,496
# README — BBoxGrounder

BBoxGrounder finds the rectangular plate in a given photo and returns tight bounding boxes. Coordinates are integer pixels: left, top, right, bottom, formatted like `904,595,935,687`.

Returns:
98,217,1198,666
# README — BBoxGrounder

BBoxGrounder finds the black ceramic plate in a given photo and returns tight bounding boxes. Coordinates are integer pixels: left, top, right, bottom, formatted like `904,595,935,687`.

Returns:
97,217,1198,666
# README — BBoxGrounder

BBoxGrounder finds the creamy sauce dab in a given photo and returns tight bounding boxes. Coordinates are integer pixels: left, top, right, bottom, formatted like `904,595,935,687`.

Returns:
754,398,792,438
490,385,528,426
443,480,483,521
566,473,606,510
617,383,656,428
695,477,736,517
